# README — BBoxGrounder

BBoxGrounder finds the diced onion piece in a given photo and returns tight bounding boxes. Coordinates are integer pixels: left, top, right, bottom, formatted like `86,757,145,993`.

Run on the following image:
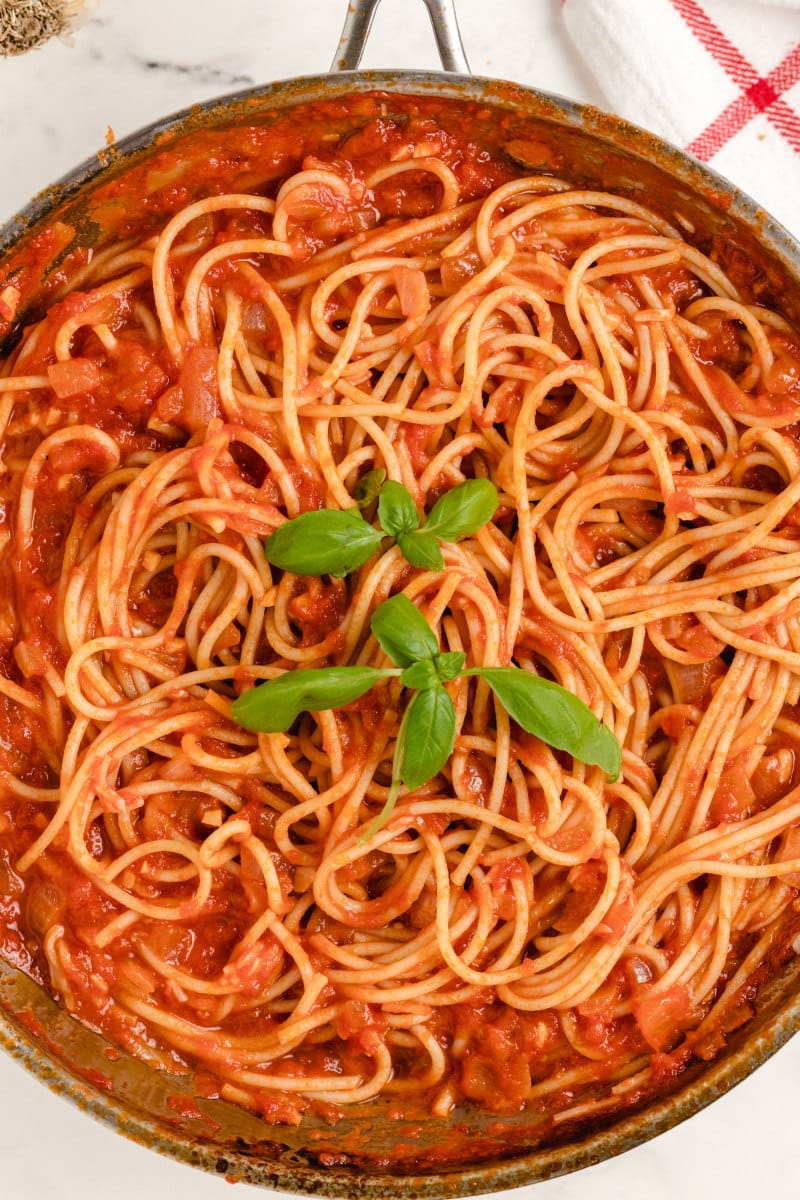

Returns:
394,267,430,322
0,285,21,321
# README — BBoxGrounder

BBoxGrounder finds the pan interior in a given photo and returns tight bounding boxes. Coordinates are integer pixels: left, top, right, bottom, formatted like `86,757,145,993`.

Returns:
1,75,800,1198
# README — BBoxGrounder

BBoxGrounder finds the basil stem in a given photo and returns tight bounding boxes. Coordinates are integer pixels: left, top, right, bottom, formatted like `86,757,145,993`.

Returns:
361,692,414,842
361,682,456,842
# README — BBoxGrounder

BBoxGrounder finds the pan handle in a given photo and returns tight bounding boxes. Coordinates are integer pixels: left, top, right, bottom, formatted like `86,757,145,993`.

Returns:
332,0,471,74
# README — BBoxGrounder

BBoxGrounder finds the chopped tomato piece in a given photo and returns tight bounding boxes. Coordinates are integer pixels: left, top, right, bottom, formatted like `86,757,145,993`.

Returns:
706,363,798,419
111,342,170,413
765,352,800,396
458,1007,531,1112
413,339,447,384
158,345,221,433
460,1051,530,1112
47,357,103,398
401,421,433,472
229,936,283,996
632,984,693,1051
664,488,697,516
333,1000,387,1055
487,858,530,922
658,704,699,740
709,754,756,823
675,622,722,662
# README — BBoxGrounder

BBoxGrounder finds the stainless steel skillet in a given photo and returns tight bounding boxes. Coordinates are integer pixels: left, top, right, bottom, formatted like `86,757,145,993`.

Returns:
1,1,800,1195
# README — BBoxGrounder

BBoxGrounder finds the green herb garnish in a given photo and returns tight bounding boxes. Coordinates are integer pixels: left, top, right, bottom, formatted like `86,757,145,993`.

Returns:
230,594,622,840
260,508,383,578
228,665,392,734
353,467,386,509
263,477,498,578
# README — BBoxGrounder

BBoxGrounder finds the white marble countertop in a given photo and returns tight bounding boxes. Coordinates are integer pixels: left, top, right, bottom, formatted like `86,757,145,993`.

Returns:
0,2,799,1198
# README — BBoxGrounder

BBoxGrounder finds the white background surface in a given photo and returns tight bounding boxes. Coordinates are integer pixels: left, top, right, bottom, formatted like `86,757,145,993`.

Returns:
0,1,799,1198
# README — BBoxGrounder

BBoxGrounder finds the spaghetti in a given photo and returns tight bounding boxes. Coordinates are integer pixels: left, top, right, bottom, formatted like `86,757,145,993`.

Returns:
2,96,800,1128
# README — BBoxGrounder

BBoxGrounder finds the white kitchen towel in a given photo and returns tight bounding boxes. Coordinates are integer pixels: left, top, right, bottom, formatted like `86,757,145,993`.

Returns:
561,0,800,235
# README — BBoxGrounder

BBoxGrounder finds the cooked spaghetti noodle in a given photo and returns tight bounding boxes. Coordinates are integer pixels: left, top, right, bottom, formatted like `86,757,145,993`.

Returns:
1,96,800,1128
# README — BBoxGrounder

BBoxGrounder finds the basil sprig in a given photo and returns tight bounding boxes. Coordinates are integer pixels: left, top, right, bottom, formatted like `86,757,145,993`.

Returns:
230,594,622,840
263,477,498,578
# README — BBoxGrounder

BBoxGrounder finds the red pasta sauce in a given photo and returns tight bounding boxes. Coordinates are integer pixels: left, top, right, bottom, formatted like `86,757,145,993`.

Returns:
0,92,799,1146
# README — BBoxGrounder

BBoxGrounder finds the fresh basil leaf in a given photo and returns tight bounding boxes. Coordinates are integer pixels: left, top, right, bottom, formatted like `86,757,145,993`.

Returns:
354,467,386,509
434,650,466,683
400,659,438,691
371,594,440,667
422,479,499,542
400,684,456,791
378,480,419,537
397,530,445,571
230,666,390,733
264,508,382,577
468,667,621,780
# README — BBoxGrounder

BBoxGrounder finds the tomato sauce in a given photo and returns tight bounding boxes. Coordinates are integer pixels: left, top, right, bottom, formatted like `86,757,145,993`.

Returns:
1,90,799,1158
